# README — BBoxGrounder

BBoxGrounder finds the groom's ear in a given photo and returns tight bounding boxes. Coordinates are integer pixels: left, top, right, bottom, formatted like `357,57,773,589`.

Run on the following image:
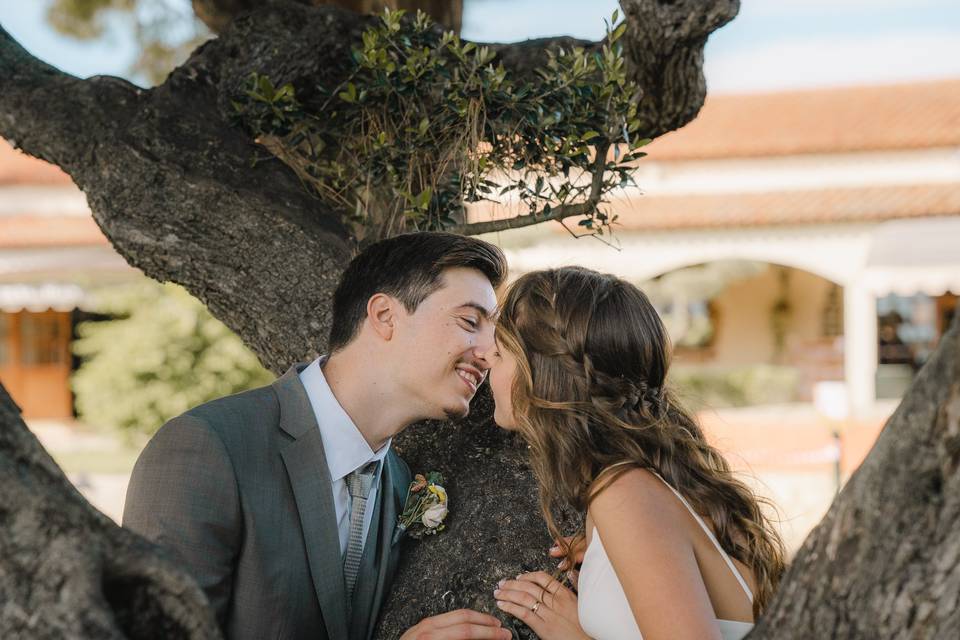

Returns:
366,293,397,342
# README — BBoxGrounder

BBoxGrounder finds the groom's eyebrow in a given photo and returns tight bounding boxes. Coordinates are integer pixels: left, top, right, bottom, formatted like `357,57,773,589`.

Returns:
457,302,496,320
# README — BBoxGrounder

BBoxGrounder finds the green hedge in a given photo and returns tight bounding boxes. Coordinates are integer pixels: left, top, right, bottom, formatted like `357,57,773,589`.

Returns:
72,281,274,436
670,364,801,412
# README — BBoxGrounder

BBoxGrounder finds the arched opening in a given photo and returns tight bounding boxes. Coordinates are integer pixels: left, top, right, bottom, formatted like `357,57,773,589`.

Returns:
639,260,844,409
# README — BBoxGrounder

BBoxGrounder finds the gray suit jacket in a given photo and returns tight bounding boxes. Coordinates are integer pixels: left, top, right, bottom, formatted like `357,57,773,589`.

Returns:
123,365,411,640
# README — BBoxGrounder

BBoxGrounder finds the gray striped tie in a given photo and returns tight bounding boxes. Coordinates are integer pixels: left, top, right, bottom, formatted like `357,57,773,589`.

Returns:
343,460,380,605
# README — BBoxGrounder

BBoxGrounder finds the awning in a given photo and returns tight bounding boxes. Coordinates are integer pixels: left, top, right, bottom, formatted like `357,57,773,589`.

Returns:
864,216,960,296
0,283,87,312
0,246,131,278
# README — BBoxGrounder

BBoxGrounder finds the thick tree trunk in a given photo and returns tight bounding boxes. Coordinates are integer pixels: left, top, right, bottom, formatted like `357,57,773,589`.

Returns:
46,1,960,638
0,387,221,639
747,313,960,639
3,1,958,635
1,3,356,371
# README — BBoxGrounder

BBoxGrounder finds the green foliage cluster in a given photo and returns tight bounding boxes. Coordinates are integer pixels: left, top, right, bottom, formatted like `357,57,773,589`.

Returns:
671,364,801,411
232,9,650,242
46,0,135,40
45,0,209,85
72,281,274,436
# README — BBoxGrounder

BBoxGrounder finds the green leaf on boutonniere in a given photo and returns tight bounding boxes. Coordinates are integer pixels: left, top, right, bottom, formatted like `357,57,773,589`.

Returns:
395,471,448,542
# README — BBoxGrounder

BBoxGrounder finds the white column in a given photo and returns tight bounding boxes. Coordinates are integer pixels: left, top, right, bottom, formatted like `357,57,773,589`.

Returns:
843,281,877,416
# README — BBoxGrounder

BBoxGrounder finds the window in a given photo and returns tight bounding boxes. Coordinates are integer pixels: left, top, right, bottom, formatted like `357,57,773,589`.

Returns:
877,294,940,369
0,314,10,365
937,293,957,337
19,313,67,365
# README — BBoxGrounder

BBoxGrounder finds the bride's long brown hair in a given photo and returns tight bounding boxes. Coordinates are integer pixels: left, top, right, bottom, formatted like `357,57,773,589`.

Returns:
495,267,786,616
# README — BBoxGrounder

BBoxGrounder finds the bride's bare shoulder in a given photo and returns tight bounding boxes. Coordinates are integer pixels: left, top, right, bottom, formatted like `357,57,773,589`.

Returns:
588,467,690,535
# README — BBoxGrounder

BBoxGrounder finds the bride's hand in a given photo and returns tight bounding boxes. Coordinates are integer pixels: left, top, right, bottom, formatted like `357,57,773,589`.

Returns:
549,536,585,590
549,536,586,571
494,571,590,640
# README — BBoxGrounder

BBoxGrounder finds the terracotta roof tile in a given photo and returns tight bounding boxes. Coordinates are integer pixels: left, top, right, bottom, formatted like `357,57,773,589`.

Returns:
645,79,960,160
0,139,73,186
610,183,960,231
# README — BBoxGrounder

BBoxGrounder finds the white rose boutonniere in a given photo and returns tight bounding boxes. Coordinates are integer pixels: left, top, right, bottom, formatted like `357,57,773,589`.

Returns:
395,472,449,542
421,502,448,528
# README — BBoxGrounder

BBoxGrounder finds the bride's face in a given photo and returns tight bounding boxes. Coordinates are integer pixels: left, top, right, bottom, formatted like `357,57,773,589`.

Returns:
488,338,518,430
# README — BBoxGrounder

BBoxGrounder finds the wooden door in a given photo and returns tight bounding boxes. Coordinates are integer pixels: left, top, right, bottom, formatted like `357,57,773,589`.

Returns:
0,311,73,419
0,312,23,407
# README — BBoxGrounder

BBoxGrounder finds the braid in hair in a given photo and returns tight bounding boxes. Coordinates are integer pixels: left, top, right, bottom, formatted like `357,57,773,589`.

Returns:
496,267,787,616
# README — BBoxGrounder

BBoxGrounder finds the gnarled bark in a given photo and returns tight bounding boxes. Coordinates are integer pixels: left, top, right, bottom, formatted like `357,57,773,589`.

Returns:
3,0,959,634
620,0,740,139
1,3,355,371
748,312,960,639
45,1,960,637
0,387,221,639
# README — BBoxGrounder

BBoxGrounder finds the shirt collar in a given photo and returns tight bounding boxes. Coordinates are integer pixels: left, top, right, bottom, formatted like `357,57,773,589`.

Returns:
299,356,391,483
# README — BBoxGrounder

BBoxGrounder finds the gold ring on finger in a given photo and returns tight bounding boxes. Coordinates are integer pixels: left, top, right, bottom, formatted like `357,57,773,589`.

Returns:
531,600,541,614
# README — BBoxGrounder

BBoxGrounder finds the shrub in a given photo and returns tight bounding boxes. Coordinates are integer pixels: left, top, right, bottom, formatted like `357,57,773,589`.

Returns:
72,281,274,436
670,364,801,412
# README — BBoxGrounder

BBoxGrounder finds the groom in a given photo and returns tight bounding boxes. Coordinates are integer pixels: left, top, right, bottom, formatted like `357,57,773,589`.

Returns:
123,232,511,640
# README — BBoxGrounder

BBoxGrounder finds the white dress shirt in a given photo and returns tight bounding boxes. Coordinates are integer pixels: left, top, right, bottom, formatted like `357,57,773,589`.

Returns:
299,357,391,557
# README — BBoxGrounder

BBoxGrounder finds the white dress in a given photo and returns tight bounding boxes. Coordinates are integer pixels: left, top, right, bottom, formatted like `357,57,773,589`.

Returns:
577,475,755,640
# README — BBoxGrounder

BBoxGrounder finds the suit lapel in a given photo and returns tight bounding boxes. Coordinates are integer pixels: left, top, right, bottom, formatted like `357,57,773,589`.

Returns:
358,454,404,640
275,365,349,640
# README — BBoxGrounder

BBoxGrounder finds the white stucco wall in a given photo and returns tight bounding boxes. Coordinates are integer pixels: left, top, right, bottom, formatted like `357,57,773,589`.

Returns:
709,265,838,366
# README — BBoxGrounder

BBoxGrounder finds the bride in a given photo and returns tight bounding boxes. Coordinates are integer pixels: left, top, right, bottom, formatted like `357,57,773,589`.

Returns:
486,267,785,640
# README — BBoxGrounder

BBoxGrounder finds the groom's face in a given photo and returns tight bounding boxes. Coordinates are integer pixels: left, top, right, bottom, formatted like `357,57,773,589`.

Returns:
394,267,498,419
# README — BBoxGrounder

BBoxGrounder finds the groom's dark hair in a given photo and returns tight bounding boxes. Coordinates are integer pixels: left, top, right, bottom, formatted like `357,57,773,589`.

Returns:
328,232,507,352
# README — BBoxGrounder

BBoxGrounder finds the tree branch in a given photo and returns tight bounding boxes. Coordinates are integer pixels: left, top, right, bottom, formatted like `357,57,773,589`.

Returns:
466,0,740,236
486,36,598,82
1,7,357,373
1,2,745,638
618,0,740,139
454,200,595,236
191,0,739,141
453,143,610,236
0,23,137,171
487,1,740,140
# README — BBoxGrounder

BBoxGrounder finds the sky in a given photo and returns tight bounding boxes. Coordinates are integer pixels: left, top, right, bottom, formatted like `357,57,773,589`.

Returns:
1,0,959,93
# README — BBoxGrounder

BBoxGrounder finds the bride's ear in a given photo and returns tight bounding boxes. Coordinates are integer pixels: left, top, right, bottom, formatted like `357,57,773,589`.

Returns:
366,293,397,341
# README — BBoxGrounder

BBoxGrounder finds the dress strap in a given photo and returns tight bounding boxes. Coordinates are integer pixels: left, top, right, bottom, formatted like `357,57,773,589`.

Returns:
652,472,754,603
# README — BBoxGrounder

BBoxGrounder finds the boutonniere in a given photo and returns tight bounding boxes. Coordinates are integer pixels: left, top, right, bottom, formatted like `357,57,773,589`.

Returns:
394,472,448,543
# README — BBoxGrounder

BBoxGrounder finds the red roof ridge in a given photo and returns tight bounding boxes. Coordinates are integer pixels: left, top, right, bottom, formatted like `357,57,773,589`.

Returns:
4,78,960,184
645,78,960,160
610,182,960,231
0,139,73,186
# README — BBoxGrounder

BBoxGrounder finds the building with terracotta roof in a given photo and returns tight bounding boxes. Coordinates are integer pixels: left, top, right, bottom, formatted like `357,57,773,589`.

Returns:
0,140,136,418
474,79,960,417
2,79,958,420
